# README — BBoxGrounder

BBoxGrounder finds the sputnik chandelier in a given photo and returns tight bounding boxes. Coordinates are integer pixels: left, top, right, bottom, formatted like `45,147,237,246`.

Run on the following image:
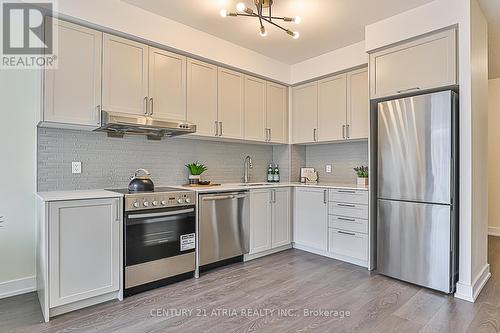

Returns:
220,0,301,39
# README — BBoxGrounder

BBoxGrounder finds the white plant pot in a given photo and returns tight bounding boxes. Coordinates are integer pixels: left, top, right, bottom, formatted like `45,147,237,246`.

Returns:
189,175,201,184
357,177,368,186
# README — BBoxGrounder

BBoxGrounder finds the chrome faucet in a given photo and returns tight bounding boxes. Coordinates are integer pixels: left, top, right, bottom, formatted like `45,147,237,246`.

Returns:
243,155,253,183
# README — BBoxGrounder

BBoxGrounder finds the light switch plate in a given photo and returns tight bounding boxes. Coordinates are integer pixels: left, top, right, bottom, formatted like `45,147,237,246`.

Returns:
326,164,332,173
72,161,82,174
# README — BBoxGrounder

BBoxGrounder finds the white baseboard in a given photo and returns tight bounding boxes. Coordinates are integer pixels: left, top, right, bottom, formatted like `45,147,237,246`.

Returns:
0,276,36,299
489,227,500,236
455,264,491,302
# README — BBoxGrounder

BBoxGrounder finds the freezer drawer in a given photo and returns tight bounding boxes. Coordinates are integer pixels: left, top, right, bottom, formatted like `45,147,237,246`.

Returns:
378,91,453,204
377,199,453,293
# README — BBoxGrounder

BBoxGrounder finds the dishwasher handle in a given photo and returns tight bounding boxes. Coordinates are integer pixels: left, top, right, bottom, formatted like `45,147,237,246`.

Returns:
201,193,248,201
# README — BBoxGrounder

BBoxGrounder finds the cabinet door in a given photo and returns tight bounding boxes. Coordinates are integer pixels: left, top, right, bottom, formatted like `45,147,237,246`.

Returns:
266,82,288,144
292,82,318,144
102,34,148,115
218,67,244,139
369,29,457,99
318,74,347,142
272,188,291,248
293,188,328,251
49,199,121,307
244,75,267,142
148,47,187,120
43,18,102,128
187,59,218,137
347,68,369,140
249,190,272,254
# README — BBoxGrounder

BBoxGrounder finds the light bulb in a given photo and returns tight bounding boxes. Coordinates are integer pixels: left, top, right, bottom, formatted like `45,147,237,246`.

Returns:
293,31,300,39
236,2,246,12
260,26,267,37
293,16,301,24
220,9,228,17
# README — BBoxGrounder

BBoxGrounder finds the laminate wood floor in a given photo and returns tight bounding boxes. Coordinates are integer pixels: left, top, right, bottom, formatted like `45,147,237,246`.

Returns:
3,237,500,333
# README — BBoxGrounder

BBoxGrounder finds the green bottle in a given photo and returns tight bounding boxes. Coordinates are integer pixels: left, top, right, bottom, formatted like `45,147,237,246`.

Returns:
267,164,274,182
273,164,280,182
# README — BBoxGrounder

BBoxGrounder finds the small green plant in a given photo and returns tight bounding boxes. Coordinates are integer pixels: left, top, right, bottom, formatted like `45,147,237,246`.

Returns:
185,161,208,176
354,166,368,178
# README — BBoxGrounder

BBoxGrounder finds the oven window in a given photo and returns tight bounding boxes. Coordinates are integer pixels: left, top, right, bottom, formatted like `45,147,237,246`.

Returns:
126,207,195,266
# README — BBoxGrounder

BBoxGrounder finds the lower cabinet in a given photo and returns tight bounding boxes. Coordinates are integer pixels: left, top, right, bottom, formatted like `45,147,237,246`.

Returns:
37,197,122,322
293,187,328,252
248,188,291,258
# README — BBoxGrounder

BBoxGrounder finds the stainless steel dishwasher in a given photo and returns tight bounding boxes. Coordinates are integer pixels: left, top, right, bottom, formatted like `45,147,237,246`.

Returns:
199,191,250,267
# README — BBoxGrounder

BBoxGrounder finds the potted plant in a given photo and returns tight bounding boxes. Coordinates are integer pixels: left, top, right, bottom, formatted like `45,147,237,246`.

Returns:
353,166,368,186
185,161,208,185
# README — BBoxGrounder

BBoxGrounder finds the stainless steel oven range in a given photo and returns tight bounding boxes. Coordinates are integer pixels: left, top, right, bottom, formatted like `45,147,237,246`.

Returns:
108,187,196,296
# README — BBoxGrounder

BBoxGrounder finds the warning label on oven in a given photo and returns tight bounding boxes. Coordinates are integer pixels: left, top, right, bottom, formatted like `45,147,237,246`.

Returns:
180,233,195,251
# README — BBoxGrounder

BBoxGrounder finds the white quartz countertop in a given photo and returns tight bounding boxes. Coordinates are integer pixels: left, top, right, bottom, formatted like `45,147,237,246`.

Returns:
36,190,124,202
171,182,368,193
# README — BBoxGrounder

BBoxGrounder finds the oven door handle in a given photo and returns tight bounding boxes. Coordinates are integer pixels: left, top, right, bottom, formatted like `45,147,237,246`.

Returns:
128,208,195,219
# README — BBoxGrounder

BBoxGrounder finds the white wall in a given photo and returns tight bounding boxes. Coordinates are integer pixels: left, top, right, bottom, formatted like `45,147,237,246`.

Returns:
55,0,291,84
290,41,368,84
0,69,39,297
489,79,500,233
365,0,489,302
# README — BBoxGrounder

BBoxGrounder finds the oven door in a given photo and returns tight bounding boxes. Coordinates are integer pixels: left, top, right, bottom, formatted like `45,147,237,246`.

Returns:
125,206,195,267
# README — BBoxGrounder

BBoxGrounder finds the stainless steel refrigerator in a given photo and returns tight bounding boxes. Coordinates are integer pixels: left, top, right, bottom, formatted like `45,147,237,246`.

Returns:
377,90,458,293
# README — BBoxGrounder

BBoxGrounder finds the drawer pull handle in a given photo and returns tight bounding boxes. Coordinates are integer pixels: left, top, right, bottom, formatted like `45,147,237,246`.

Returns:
338,190,355,194
337,230,356,236
338,217,356,222
337,203,356,208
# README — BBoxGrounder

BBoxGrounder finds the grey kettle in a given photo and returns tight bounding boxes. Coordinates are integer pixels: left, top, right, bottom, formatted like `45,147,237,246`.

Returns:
128,169,154,192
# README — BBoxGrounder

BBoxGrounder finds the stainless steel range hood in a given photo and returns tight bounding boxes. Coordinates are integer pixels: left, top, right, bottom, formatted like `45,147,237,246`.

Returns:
96,111,196,139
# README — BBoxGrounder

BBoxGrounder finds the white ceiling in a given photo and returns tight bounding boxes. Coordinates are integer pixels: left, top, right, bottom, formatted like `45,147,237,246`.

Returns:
479,0,500,79
122,0,433,64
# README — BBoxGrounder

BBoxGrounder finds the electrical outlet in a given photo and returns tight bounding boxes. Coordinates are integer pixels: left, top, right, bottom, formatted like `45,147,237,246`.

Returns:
72,161,82,174
326,164,332,173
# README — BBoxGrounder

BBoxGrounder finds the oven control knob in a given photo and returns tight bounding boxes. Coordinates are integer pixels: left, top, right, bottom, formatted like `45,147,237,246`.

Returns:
185,197,191,204
143,201,149,207
152,201,158,206
161,200,167,206
133,201,140,208
177,198,184,204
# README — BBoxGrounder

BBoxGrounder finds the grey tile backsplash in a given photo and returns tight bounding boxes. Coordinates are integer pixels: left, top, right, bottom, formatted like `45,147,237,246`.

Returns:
305,141,368,183
37,128,369,191
37,128,273,191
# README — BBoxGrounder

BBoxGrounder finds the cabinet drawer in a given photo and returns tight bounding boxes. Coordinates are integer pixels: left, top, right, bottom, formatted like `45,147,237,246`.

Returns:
328,215,368,234
329,189,368,205
328,228,368,261
329,202,368,219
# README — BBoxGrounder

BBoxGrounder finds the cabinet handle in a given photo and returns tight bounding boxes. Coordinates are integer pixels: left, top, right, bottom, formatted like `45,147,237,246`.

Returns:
337,217,356,222
149,97,154,116
337,230,356,236
337,203,355,208
324,190,327,204
346,124,350,139
269,128,272,142
144,96,148,116
96,105,101,125
342,125,346,139
215,121,219,136
219,122,223,136
265,128,269,142
338,190,355,194
313,128,317,142
397,87,420,94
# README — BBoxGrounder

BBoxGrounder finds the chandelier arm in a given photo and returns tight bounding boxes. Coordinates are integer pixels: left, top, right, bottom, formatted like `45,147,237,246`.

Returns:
256,3,265,28
260,16,288,32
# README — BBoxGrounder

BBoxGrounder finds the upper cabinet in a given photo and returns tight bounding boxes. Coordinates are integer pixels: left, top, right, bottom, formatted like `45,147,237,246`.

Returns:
187,59,218,137
218,67,244,139
266,82,288,144
244,75,267,142
42,18,102,129
148,47,187,120
318,74,347,142
292,67,368,144
292,82,318,144
102,34,149,116
369,29,457,99
347,68,369,140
